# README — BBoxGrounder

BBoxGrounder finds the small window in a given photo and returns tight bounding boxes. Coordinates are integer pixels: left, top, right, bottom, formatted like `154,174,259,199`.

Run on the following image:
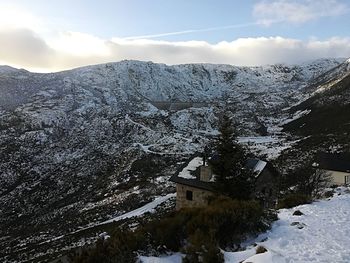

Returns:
345,175,349,185
186,190,193,201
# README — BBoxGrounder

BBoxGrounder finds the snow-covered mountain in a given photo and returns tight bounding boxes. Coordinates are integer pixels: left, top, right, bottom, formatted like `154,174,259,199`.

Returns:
284,57,350,137
0,58,346,261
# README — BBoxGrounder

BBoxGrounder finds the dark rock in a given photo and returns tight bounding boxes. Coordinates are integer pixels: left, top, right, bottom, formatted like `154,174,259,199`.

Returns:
293,210,304,216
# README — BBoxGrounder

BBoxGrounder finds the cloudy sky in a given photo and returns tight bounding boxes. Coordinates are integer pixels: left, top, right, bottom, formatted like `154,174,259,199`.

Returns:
0,0,350,72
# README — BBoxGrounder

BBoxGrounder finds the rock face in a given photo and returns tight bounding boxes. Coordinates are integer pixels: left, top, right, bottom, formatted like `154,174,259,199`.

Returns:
282,58,350,169
0,58,346,261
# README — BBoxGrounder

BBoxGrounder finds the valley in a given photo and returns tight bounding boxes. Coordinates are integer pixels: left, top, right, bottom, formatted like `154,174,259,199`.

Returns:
0,58,349,262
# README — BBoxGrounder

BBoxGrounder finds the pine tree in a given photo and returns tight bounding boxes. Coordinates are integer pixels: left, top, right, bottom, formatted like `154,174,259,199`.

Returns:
212,114,254,200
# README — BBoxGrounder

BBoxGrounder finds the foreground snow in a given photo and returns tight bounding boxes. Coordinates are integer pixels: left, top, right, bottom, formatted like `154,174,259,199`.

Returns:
227,187,350,263
141,188,350,263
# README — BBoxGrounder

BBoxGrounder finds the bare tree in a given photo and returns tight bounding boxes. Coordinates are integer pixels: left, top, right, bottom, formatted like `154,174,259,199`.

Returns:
285,164,332,198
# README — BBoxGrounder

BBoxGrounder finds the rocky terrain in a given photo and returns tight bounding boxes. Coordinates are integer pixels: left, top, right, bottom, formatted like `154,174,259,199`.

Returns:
0,58,349,262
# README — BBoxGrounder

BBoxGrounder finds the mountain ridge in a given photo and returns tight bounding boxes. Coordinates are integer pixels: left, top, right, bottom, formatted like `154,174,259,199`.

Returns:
0,57,348,262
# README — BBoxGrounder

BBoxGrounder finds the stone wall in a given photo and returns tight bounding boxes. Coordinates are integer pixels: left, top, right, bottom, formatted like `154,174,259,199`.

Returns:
176,183,214,210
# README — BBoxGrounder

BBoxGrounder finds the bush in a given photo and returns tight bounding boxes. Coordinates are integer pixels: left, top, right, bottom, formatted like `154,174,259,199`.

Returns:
277,193,311,209
183,229,224,263
256,245,267,254
324,190,334,198
72,197,274,262
71,228,140,263
145,210,190,251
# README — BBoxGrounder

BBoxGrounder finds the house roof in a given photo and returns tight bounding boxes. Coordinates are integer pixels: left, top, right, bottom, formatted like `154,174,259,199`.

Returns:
315,153,350,173
170,156,270,191
169,156,215,191
246,158,267,177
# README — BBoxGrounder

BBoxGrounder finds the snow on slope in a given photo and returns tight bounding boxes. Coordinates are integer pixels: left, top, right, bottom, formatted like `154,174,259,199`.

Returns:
226,187,350,263
99,193,175,225
0,58,345,261
140,188,350,263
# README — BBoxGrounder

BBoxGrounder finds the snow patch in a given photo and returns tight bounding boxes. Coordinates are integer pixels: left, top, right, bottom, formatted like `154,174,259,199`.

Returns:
229,189,350,263
280,110,311,126
178,157,203,179
99,193,175,225
139,253,183,263
253,160,267,175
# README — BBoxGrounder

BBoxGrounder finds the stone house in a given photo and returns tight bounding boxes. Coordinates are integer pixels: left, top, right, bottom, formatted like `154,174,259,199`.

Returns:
314,153,350,185
170,156,279,210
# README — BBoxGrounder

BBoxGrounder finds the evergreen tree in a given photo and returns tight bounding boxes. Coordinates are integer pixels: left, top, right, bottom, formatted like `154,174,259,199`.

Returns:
212,114,254,200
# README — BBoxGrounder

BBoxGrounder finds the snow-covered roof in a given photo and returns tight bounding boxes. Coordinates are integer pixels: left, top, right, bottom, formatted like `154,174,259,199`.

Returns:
178,157,203,179
246,158,267,177
170,156,215,191
254,160,267,174
171,156,271,191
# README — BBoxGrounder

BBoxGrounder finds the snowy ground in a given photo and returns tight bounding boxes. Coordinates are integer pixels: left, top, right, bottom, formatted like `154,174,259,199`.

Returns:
140,187,350,263
99,193,176,225
63,193,176,237
238,136,302,160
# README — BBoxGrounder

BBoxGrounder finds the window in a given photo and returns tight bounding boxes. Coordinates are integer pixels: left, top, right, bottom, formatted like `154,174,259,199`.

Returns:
186,190,193,201
345,175,349,185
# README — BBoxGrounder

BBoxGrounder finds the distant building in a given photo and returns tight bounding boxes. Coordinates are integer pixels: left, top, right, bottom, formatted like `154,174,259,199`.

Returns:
246,158,279,208
170,156,279,210
314,153,350,185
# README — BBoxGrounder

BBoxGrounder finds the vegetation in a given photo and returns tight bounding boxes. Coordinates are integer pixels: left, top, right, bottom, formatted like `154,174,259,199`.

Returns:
71,197,275,263
285,164,331,198
277,193,311,209
211,114,255,200
256,245,267,254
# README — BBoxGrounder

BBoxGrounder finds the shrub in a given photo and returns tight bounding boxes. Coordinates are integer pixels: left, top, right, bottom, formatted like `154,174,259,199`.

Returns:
256,245,267,254
324,190,334,198
145,210,190,251
72,197,274,262
277,193,311,209
183,229,224,263
72,228,140,263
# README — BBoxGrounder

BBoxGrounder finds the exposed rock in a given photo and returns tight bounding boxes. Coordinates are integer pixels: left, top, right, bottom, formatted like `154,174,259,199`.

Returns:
293,210,304,216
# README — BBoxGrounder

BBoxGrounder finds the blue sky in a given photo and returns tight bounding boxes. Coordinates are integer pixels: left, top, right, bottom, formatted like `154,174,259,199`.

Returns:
0,0,349,71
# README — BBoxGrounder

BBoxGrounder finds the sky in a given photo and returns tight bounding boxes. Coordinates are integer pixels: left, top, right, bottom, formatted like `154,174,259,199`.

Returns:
0,0,350,72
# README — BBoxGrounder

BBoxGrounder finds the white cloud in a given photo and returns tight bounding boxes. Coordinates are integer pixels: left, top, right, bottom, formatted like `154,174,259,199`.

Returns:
1,31,350,72
0,3,349,72
254,0,349,25
0,4,43,31
48,31,110,57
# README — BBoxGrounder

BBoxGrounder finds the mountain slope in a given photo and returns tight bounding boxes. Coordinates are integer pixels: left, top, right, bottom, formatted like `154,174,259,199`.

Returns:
284,58,350,136
0,58,345,262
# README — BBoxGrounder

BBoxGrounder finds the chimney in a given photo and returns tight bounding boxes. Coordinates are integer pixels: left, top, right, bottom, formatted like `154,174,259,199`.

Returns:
200,165,212,182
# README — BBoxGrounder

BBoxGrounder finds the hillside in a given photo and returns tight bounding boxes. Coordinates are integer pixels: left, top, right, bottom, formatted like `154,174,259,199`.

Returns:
280,59,350,170
0,58,347,261
140,187,350,263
